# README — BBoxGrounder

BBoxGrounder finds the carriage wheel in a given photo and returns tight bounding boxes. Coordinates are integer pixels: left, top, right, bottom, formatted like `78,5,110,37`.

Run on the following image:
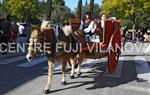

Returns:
108,50,120,73
108,29,121,73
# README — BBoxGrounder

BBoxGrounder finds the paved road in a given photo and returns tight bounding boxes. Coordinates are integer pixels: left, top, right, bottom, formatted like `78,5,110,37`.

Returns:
0,42,150,95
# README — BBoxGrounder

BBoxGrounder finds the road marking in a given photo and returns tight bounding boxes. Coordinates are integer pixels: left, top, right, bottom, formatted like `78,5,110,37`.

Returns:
134,56,150,82
120,84,150,94
0,55,26,65
17,56,47,67
103,57,124,78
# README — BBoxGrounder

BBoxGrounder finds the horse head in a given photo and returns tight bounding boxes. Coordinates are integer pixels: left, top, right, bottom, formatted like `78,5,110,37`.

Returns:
26,21,55,61
26,26,45,61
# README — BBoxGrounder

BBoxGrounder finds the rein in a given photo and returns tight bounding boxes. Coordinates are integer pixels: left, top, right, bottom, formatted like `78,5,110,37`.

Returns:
53,25,60,42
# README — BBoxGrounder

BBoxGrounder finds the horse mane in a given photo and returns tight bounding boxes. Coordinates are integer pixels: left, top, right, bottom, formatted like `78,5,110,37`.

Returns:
41,20,51,30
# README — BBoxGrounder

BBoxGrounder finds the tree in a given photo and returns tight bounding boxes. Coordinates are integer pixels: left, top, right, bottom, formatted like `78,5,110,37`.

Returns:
0,1,3,17
38,0,70,23
52,0,65,6
89,0,94,15
47,0,52,20
51,0,70,23
85,0,88,6
51,5,70,24
76,0,82,19
0,0,6,17
81,2,100,19
102,0,150,29
5,0,39,22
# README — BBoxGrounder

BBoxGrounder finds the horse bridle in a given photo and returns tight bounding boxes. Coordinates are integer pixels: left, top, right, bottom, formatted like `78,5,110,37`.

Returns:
28,32,45,55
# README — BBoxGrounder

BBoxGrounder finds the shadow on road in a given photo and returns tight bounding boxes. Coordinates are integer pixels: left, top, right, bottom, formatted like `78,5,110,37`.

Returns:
49,60,149,94
0,59,149,94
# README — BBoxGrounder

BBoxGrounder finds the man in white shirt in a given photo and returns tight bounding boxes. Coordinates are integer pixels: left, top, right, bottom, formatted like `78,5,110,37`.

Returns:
79,11,95,41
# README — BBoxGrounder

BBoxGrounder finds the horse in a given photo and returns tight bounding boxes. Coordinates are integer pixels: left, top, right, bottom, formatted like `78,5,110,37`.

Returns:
26,21,79,94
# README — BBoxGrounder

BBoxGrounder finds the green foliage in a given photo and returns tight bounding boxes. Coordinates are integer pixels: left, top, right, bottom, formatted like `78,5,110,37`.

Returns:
52,0,65,6
89,0,94,15
0,3,3,17
47,0,52,20
51,0,70,23
51,5,70,23
76,0,82,19
75,0,101,19
39,0,70,23
82,3,100,18
101,0,150,29
121,19,134,28
102,0,150,17
5,0,39,22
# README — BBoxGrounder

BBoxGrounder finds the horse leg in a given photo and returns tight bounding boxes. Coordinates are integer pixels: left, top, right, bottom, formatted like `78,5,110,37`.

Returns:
44,60,54,94
61,60,67,85
76,55,83,78
70,58,75,79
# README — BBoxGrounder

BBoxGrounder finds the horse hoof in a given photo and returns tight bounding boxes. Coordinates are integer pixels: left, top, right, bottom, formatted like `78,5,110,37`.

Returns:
43,89,50,94
76,72,81,78
70,75,74,79
61,81,67,85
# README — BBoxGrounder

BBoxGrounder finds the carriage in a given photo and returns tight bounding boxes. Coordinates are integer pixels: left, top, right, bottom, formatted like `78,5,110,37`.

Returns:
69,18,122,73
26,18,122,94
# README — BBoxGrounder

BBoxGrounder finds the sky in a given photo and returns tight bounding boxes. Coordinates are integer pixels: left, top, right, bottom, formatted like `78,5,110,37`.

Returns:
65,0,102,11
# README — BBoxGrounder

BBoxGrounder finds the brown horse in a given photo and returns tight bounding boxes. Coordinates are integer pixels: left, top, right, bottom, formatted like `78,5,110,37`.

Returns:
26,21,78,94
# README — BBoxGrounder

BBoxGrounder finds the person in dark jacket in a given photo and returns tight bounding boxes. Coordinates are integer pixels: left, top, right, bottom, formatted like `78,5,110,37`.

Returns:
0,16,11,54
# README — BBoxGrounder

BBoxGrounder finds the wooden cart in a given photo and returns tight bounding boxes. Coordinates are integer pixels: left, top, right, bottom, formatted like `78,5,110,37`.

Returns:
69,18,122,73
